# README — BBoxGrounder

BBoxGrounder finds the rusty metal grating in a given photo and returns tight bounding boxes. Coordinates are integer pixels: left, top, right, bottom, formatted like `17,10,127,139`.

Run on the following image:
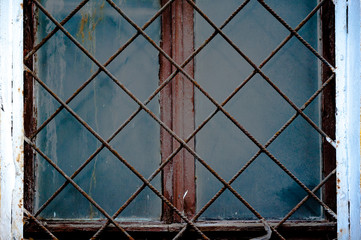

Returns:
23,0,337,239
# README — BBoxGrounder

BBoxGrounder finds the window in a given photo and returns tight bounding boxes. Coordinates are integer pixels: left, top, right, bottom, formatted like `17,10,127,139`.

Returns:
23,0,337,239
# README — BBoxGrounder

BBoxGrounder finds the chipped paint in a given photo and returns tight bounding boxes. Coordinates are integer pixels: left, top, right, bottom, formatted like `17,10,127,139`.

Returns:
0,0,24,239
335,0,361,239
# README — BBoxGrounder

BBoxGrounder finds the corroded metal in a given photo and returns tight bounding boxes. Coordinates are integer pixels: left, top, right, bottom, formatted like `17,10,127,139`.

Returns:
24,0,337,239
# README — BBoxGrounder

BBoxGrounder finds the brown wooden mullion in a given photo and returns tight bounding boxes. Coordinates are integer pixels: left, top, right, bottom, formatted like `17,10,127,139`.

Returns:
23,0,36,214
160,0,175,223
320,0,336,219
160,0,195,223
171,0,195,222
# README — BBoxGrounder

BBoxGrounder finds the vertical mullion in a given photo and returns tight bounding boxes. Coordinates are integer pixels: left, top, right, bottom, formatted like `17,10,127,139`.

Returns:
171,0,185,222
181,0,195,220
24,0,36,214
320,0,336,220
159,0,196,222
160,0,174,223
171,0,195,222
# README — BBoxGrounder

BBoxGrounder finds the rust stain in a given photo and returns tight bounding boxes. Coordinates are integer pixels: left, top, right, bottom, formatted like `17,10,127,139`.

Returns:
18,198,23,209
78,14,88,43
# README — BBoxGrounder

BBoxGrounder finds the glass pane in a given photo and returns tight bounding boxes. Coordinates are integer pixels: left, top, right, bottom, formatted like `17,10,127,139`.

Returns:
35,0,161,220
195,0,321,220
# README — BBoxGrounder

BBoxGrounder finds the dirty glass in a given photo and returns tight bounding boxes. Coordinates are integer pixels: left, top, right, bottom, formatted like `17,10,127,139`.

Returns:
195,0,322,220
35,0,161,220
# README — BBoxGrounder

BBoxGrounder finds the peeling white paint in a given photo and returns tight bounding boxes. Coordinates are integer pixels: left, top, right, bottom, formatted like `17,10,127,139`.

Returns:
335,0,361,239
0,0,24,239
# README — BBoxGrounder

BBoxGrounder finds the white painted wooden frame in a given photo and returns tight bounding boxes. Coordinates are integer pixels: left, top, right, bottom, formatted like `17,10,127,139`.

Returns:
0,0,360,239
0,0,24,239
335,0,361,239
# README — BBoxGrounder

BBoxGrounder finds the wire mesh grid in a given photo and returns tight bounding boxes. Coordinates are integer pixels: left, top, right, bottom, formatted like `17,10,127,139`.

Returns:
23,0,337,239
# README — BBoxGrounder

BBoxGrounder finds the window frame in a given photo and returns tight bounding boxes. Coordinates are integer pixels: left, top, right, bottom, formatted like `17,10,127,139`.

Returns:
24,0,337,237
0,0,360,239
20,0,343,238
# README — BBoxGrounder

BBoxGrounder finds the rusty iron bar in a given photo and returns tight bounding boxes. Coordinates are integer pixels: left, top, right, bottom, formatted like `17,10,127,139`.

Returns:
33,109,141,217
32,0,249,234
106,0,336,220
91,2,252,239
25,64,210,240
24,0,90,61
24,137,134,240
186,0,336,148
172,0,336,217
30,0,177,139
33,0,262,229
95,1,328,238
30,1,334,238
276,168,337,228
257,0,335,72
33,0,178,216
24,208,59,240
35,0,334,231
222,0,328,105
172,73,336,240
98,1,327,238
104,0,286,236
31,2,270,238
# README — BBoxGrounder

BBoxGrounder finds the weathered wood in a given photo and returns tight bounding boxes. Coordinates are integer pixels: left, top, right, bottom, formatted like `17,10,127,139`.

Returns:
0,0,24,239
320,0,336,220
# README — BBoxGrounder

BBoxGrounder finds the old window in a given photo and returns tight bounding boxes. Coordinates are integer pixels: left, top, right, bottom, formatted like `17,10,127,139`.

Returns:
24,0,337,239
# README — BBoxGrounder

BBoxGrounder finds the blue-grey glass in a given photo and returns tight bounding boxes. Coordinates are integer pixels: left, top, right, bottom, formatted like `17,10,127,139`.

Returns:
195,0,321,220
35,0,161,220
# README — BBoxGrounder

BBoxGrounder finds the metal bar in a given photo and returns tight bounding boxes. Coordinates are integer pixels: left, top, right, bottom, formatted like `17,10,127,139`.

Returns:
97,3,284,239
24,0,90,61
105,0,281,225
176,0,336,216
68,0,334,227
35,0,245,221
24,137,134,240
173,73,336,240
186,0,336,149
92,4,250,234
24,208,58,240
276,169,336,228
257,0,335,72
25,66,210,240
32,1,262,232
33,1,333,238
33,0,176,216
30,0,176,139
222,0,327,105
30,2,265,238
33,108,141,217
